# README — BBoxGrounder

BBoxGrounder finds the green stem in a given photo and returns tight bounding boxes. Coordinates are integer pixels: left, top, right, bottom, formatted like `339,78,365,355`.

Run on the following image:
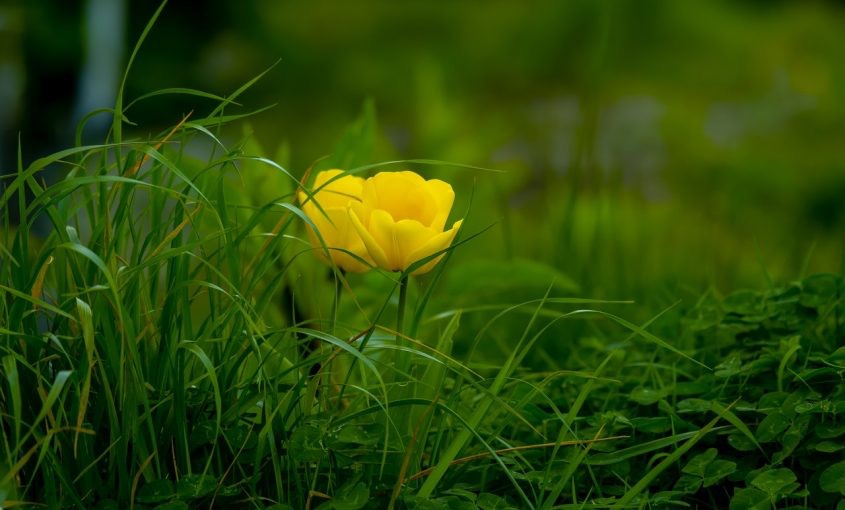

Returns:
395,274,410,382
394,274,412,444
396,274,409,343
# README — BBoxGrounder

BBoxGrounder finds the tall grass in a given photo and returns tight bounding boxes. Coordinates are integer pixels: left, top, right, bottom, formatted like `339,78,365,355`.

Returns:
0,10,633,507
0,97,631,507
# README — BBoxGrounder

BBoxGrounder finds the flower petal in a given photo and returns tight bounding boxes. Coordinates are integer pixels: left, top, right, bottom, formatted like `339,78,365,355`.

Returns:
392,219,438,271
406,219,463,275
425,178,455,230
313,169,364,209
349,207,390,271
323,207,372,272
302,204,372,272
366,171,437,225
364,209,403,270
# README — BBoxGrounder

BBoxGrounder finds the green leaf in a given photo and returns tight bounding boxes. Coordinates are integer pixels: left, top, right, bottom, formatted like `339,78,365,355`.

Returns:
729,487,770,510
630,417,672,434
800,273,840,307
673,474,702,493
711,401,765,455
682,448,718,477
176,474,216,499
703,460,737,488
715,355,742,378
830,346,845,363
773,415,810,463
757,392,788,409
441,488,477,502
728,432,757,452
723,290,762,315
652,491,690,506
2,356,21,452
820,461,845,495
330,480,369,510
189,420,217,450
755,410,790,442
614,406,730,507
136,480,175,504
815,441,844,453
334,426,381,446
153,501,189,510
750,468,797,499
816,422,845,439
290,424,327,463
403,496,449,510
477,493,514,510
630,386,672,405
677,398,712,412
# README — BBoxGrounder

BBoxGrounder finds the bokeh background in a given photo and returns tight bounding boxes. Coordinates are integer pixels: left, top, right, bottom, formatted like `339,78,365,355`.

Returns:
2,0,844,314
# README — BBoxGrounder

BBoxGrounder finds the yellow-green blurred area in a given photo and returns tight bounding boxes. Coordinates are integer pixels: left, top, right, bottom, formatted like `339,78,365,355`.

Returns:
3,0,845,307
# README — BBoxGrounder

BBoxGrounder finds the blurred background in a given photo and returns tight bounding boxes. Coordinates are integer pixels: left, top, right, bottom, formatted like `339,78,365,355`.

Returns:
2,0,844,316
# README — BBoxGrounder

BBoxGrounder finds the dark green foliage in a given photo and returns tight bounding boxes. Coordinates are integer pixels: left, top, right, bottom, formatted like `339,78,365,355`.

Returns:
527,273,844,509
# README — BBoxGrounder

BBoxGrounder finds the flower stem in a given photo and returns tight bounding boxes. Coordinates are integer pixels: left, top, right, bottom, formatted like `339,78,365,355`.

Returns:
396,274,409,343
394,274,412,442
395,274,411,385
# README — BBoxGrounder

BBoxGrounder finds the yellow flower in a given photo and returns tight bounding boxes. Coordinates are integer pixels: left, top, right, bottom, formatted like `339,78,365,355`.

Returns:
348,171,463,275
298,169,372,272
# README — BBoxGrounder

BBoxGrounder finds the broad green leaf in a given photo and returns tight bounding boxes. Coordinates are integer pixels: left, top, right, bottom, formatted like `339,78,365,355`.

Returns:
773,415,810,463
477,493,514,510
722,290,762,315
816,441,844,453
755,410,789,442
136,480,175,504
403,496,449,510
94,500,119,510
750,468,797,499
673,474,702,493
652,491,689,506
816,422,845,439
335,425,381,446
728,432,757,452
729,487,769,510
153,501,189,510
715,355,742,378
800,273,840,307
703,460,737,488
820,461,845,495
330,480,369,510
614,406,730,507
682,448,718,477
677,398,712,412
630,386,672,405
630,417,671,434
176,474,216,499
